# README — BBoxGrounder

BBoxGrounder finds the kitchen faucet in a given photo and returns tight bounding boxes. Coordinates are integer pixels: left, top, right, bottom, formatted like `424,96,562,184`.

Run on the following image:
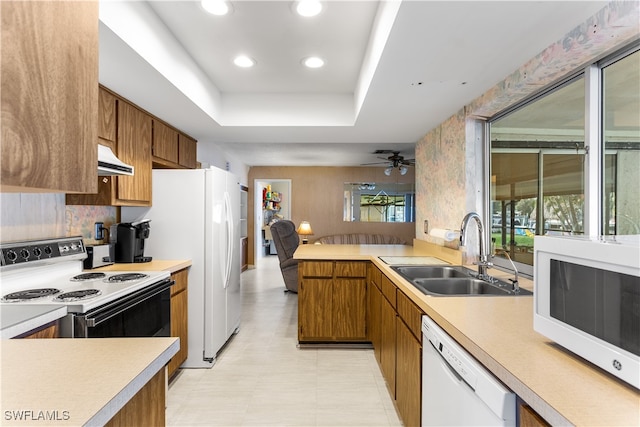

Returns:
459,212,493,280
494,248,520,293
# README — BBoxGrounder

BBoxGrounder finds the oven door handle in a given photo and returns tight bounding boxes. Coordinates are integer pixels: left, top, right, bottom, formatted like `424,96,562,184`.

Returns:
84,278,174,328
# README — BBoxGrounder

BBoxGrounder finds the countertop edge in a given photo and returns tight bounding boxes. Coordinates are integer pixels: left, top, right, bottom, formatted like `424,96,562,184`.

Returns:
0,306,67,339
85,338,180,426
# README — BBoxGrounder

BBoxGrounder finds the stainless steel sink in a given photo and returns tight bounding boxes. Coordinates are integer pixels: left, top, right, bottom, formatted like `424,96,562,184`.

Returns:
414,277,531,296
390,265,532,296
391,265,471,280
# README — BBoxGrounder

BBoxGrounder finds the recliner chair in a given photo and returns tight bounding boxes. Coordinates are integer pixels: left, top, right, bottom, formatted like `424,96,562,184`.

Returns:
270,220,299,293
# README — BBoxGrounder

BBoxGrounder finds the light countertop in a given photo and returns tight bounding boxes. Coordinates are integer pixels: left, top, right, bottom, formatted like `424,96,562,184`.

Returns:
0,305,67,339
0,337,178,426
93,259,191,274
294,243,640,426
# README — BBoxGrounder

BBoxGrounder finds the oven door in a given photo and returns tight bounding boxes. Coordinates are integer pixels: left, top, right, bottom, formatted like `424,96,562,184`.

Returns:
72,278,173,338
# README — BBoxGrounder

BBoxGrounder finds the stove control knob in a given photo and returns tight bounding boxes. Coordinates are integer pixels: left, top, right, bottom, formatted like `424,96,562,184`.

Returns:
43,246,52,256
20,249,30,260
33,247,42,258
61,246,69,253
6,250,17,262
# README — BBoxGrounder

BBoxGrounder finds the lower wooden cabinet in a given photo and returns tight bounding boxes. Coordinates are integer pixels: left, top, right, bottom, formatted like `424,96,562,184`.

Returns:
380,296,397,397
298,261,367,342
105,367,165,427
519,403,551,427
20,322,59,339
368,265,383,363
168,269,188,378
396,303,422,427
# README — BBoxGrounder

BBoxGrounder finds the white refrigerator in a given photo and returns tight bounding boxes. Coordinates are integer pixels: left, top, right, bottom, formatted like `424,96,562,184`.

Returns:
122,168,241,368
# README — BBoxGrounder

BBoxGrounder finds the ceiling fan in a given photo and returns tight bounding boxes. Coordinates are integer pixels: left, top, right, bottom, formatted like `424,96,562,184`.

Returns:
362,150,415,175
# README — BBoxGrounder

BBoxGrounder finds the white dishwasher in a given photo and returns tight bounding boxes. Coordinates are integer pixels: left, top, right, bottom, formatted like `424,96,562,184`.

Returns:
421,316,516,426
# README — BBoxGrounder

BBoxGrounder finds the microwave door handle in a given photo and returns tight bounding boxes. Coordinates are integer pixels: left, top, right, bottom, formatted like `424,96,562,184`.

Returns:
84,279,173,327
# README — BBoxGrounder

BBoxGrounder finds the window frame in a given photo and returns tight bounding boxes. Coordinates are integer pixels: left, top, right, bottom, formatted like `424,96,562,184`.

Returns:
485,42,640,278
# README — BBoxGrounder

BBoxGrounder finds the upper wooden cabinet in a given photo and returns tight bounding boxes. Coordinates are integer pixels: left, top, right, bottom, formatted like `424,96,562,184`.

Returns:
153,120,179,164
152,120,197,169
1,2,98,193
178,134,198,168
66,100,152,206
98,87,117,148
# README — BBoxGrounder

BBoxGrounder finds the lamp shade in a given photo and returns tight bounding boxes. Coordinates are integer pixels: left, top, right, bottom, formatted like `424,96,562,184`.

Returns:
296,221,314,236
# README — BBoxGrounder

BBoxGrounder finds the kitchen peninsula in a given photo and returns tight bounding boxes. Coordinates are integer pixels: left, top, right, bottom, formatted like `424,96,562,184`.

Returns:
294,242,640,426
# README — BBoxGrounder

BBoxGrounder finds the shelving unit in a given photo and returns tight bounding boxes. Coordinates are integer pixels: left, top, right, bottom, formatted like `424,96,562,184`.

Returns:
240,185,248,271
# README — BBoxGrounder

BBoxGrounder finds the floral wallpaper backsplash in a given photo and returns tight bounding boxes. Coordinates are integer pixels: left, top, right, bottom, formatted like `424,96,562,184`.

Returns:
0,193,116,244
66,205,117,245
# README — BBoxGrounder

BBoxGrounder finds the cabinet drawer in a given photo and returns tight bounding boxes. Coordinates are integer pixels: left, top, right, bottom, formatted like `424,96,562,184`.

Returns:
397,290,424,341
171,269,188,295
381,274,397,308
335,261,367,277
367,263,382,290
300,261,333,277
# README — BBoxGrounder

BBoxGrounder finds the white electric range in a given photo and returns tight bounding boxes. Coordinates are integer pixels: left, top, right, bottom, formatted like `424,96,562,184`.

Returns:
0,236,172,338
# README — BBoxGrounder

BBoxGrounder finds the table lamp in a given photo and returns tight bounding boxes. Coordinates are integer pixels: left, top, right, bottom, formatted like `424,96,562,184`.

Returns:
296,221,314,244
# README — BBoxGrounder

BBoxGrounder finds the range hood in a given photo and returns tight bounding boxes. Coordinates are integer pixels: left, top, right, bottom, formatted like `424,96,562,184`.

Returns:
98,144,134,176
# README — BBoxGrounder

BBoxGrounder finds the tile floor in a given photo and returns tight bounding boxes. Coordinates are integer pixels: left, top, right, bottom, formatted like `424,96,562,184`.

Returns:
166,256,402,426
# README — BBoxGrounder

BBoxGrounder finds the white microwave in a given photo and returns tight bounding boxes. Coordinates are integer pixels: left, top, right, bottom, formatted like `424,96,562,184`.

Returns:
534,235,640,389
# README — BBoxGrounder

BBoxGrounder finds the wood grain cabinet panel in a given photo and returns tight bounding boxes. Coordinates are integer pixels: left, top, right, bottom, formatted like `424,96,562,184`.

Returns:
298,278,333,340
98,87,117,147
20,322,59,339
380,297,397,398
397,290,423,341
168,269,188,378
333,278,367,339
298,261,368,342
368,277,383,363
178,134,198,169
116,101,152,205
519,404,551,427
300,261,333,277
152,120,179,164
1,1,98,193
396,316,422,427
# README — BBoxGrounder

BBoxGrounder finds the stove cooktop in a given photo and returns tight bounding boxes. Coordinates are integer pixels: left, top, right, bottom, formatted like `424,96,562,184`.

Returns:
0,237,168,313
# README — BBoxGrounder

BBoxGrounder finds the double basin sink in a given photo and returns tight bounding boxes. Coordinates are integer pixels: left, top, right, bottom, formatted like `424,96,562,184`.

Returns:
390,265,533,297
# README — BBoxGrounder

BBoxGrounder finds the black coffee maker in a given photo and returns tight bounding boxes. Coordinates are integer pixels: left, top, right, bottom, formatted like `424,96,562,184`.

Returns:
114,220,153,263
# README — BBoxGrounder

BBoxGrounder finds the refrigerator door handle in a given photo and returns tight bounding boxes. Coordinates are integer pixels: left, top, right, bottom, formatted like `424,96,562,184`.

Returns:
223,192,234,288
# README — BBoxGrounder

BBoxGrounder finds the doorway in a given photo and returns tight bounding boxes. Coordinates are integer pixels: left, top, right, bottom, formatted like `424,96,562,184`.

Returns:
254,179,292,261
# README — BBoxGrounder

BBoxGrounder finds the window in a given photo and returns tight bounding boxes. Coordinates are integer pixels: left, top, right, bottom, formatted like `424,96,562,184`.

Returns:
489,45,639,275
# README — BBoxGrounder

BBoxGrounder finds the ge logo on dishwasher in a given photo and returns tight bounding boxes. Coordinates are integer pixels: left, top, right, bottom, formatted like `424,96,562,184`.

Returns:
612,359,622,371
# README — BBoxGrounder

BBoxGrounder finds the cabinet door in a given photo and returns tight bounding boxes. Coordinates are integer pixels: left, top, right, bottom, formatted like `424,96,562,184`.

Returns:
396,317,421,427
168,288,188,377
1,2,98,193
519,404,550,427
168,269,188,377
299,278,333,341
178,134,197,168
368,279,382,363
380,297,397,398
98,87,117,147
333,278,367,340
153,120,179,164
116,102,152,205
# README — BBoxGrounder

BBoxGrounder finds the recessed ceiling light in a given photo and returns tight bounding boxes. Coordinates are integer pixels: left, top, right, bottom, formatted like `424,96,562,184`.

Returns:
294,0,322,17
233,55,256,68
303,56,324,68
201,0,232,16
